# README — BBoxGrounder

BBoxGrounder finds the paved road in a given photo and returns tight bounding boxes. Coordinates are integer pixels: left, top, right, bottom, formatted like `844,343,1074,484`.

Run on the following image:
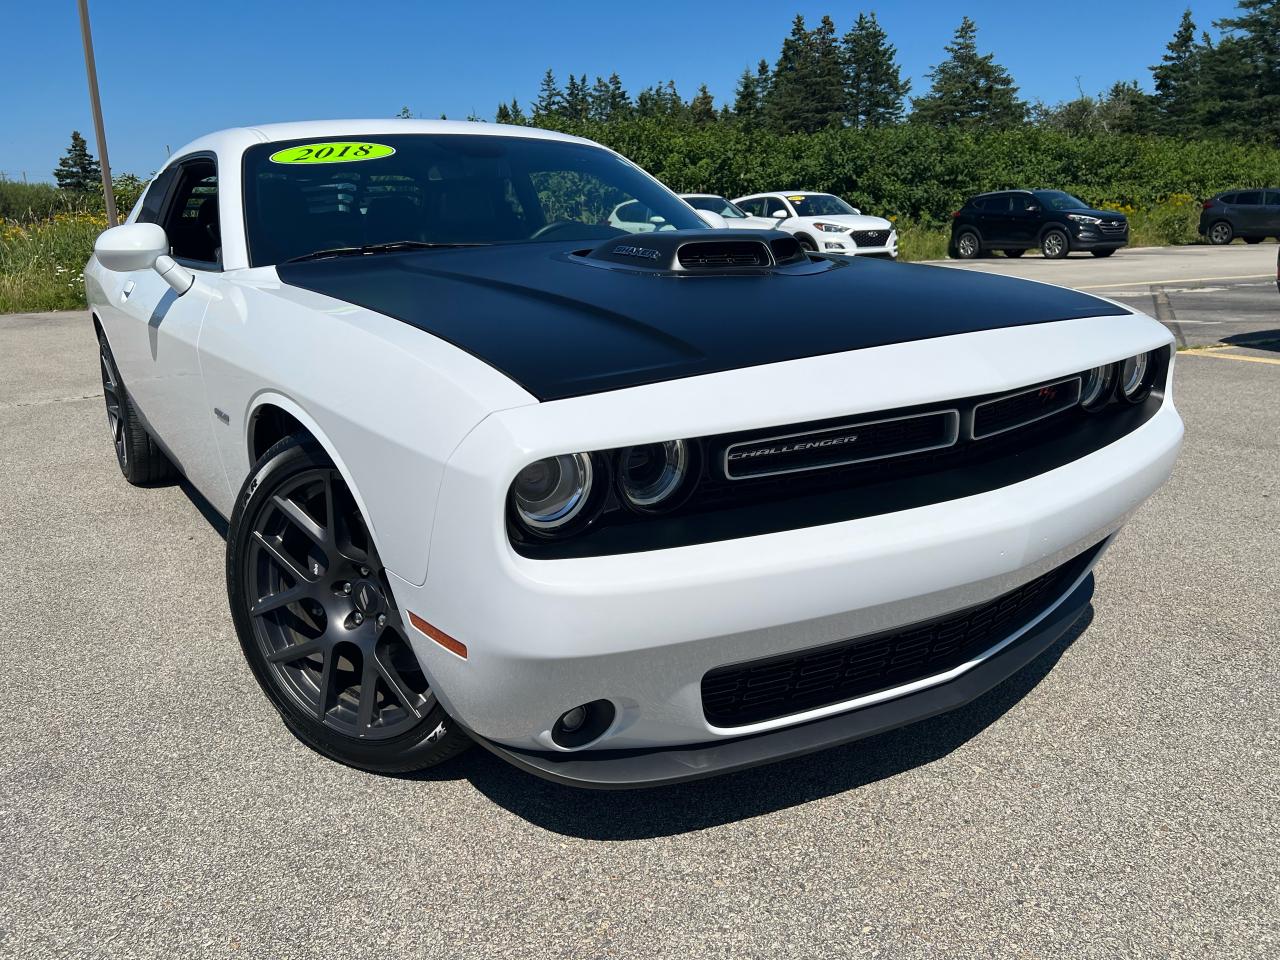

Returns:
1,257,1277,958
936,241,1279,350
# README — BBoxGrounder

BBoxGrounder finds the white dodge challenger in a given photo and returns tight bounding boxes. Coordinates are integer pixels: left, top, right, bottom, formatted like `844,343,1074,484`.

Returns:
86,120,1182,788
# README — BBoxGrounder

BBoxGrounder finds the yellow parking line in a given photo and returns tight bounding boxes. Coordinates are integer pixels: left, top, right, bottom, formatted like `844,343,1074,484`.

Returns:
1179,349,1280,366
1078,273,1274,290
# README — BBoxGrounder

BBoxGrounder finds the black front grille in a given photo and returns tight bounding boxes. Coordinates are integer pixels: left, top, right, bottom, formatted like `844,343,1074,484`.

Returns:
972,377,1081,439
851,230,889,246
678,241,769,268
1099,221,1128,236
724,410,957,479
701,541,1102,727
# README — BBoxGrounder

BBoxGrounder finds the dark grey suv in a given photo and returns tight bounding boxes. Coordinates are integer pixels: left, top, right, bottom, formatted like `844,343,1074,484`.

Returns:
1199,189,1280,245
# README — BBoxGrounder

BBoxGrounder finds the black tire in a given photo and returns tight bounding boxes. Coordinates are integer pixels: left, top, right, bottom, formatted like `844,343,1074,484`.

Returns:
1003,249,1026,258
1207,220,1233,245
227,435,472,773
954,230,982,259
1245,237,1262,245
796,234,818,252
1040,228,1069,259
1091,248,1116,258
96,329,177,485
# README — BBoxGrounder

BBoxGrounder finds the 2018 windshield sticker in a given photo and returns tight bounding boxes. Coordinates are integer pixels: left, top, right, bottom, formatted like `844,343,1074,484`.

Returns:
269,142,396,164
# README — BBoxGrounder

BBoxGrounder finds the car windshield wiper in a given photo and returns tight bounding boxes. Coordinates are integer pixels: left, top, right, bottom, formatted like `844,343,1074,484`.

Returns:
284,240,488,264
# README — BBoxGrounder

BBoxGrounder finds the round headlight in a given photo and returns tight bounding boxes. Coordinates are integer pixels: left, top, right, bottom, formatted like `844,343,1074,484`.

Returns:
618,439,689,510
512,453,593,531
1119,352,1152,403
1079,364,1115,411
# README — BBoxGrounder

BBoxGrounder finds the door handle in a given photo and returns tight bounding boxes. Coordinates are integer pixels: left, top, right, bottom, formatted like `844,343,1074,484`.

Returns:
120,280,135,303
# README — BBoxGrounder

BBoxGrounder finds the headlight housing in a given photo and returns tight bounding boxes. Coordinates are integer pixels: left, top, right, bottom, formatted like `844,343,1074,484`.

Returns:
1079,364,1115,411
511,453,594,533
618,440,690,510
1119,351,1157,404
1067,214,1102,225
813,222,847,233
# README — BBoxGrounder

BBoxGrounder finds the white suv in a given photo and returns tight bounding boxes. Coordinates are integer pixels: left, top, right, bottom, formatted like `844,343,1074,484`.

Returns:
733,191,897,258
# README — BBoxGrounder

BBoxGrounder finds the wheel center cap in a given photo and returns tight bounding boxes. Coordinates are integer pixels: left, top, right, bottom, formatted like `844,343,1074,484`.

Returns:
351,579,382,616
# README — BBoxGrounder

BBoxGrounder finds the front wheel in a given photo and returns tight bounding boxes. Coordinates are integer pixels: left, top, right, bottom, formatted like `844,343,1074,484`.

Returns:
1040,229,1069,259
1091,248,1116,258
1208,221,1233,245
954,231,981,259
226,435,471,773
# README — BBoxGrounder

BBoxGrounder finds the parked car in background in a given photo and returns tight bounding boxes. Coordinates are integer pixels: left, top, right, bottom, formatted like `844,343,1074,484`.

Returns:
732,191,897,258
950,190,1129,260
1199,189,1280,245
679,194,778,231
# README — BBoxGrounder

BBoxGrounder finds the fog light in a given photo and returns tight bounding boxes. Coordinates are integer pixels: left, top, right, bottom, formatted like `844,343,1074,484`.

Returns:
551,699,617,748
559,706,587,733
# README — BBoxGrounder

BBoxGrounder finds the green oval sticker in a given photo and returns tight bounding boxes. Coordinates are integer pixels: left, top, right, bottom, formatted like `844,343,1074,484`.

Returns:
268,142,395,164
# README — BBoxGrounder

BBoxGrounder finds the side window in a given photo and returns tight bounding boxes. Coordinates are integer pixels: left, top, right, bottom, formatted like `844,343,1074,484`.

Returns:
161,158,220,267
1266,191,1280,205
1011,194,1035,212
135,167,176,225
1235,190,1263,205
984,194,1012,213
1219,193,1238,205
968,197,986,212
738,198,763,216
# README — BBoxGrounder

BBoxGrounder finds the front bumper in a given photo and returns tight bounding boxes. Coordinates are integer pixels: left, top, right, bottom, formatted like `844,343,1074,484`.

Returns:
466,565,1097,789
1069,223,1128,250
822,233,897,258
385,315,1180,784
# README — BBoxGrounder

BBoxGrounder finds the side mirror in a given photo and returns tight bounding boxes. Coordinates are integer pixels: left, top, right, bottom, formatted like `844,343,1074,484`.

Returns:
850,208,862,215
770,210,788,220
1027,204,1041,213
94,223,168,272
694,209,728,229
94,223,193,294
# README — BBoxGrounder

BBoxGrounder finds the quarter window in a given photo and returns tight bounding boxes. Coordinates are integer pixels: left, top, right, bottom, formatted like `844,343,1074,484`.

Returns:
1235,191,1263,205
161,158,220,267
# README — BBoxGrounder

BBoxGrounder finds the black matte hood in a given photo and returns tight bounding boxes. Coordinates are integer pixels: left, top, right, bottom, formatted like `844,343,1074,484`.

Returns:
276,242,1129,401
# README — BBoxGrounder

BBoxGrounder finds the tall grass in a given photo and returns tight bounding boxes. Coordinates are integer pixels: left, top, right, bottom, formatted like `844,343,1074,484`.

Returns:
0,209,106,313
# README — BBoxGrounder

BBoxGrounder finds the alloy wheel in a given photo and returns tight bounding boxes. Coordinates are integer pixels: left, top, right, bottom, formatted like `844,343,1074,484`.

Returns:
1209,222,1232,245
958,233,978,258
245,468,433,741
99,341,127,468
1042,232,1066,258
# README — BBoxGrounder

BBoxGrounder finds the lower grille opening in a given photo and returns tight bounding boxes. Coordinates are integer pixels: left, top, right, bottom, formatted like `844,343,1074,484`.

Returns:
701,541,1102,727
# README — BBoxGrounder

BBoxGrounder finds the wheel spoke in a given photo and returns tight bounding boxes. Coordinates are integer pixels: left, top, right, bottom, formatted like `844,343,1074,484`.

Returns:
373,644,426,720
313,651,335,720
266,636,323,663
356,656,379,730
271,494,329,551
252,530,312,585
251,582,311,616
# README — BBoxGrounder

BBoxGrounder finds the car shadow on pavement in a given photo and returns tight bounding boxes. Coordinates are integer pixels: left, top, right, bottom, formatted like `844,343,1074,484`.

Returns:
1223,328,1280,353
417,608,1094,840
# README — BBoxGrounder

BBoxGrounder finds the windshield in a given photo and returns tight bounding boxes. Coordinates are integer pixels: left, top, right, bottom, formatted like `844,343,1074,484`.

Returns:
683,195,747,219
241,134,703,266
789,194,856,217
1033,190,1090,211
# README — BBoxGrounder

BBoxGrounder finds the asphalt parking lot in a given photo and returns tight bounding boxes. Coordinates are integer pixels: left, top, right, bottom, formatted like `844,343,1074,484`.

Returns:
1,245,1277,959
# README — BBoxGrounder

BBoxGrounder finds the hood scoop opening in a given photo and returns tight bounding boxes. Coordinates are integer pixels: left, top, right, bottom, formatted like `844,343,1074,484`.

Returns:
577,229,814,274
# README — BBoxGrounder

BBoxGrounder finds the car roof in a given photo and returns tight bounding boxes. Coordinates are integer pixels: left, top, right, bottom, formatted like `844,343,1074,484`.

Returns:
163,119,596,166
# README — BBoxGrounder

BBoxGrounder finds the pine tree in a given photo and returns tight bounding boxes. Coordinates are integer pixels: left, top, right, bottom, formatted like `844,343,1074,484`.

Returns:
841,12,910,128
765,15,844,133
563,74,590,121
733,66,761,124
54,131,101,192
605,73,632,120
533,69,563,119
395,106,414,119
496,103,512,124
589,76,612,122
1098,81,1156,134
1215,0,1280,144
507,99,527,125
910,17,1027,128
1151,10,1203,136
689,84,717,124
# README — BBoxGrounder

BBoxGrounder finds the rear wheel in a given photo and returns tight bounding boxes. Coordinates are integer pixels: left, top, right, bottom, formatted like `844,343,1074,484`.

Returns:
96,329,176,485
226,435,471,773
1091,248,1116,258
1208,221,1233,245
954,230,981,259
1003,249,1026,258
1040,229,1069,259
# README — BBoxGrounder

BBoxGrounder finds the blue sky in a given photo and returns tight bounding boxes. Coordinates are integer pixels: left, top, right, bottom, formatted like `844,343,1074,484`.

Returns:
2,0,1241,183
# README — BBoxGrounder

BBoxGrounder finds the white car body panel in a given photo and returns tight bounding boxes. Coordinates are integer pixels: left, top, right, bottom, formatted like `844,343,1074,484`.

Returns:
82,119,1182,784
678,194,779,231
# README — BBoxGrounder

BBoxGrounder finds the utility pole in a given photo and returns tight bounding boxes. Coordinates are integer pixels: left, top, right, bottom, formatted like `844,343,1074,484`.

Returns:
76,0,117,226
